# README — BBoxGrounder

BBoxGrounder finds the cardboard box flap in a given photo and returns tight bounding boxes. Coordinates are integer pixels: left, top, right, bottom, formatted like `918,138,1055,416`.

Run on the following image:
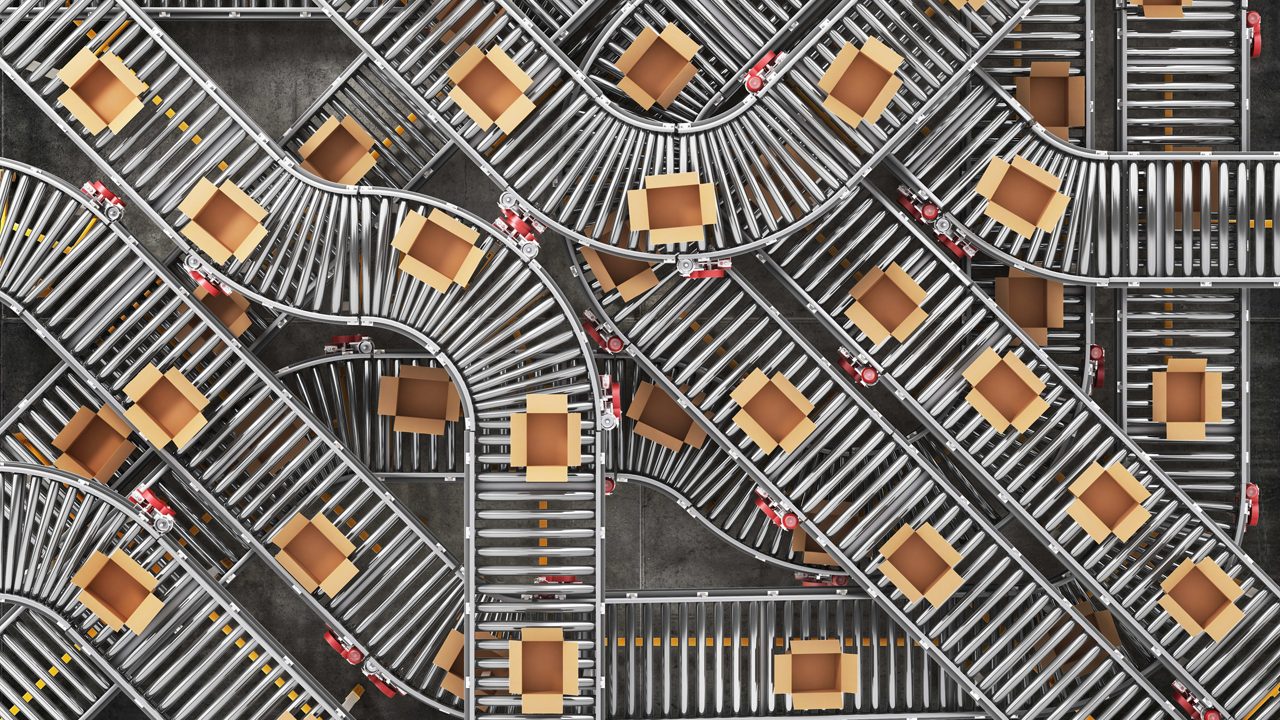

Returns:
527,394,568,414
615,27,657,75
1011,156,1063,191
774,652,794,693
1038,192,1071,232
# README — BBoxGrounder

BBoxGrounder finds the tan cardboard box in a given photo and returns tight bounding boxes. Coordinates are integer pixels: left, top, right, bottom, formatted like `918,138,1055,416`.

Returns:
877,523,964,607
71,548,164,634
377,365,461,435
581,246,658,302
627,172,718,246
844,262,928,344
962,348,1049,433
122,364,209,450
819,37,903,127
994,268,1064,346
1151,357,1223,440
774,638,858,710
509,627,578,714
510,394,581,482
298,115,377,185
1168,147,1219,225
1014,62,1085,141
975,155,1071,239
392,209,485,293
447,46,536,134
1159,557,1244,642
432,629,504,699
790,502,852,567
52,405,135,482
1130,0,1192,18
56,47,147,135
178,179,268,265
625,381,706,451
946,0,988,8
194,284,252,338
615,24,700,110
730,369,816,454
1066,461,1151,543
270,512,359,598
1036,600,1121,675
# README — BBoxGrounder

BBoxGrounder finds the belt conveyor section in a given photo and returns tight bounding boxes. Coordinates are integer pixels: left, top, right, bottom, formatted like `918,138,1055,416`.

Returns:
760,182,1280,720
0,462,352,720
572,250,1175,718
602,589,991,719
1119,289,1252,542
1119,0,1251,151
1,604,114,720
312,0,1042,259
892,70,1280,285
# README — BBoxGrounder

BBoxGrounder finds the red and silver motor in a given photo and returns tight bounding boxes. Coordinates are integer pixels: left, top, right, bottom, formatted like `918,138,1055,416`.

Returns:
837,347,879,386
600,375,622,430
325,335,375,354
81,180,125,222
677,256,731,279
183,254,232,297
753,488,798,530
496,191,544,258
744,51,784,93
1172,681,1222,720
127,486,176,534
583,310,625,354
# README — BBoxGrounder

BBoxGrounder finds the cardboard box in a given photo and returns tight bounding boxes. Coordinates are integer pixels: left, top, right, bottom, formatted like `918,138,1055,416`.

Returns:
818,37,903,127
377,365,461,435
178,179,268,264
625,381,706,451
1036,600,1121,675
432,629,504,699
298,115,377,185
1130,0,1192,18
122,364,209,450
962,348,1049,433
1066,461,1152,543
615,24,700,110
946,0,988,9
580,246,658,302
730,369,816,454
194,284,252,338
1159,557,1244,642
509,627,578,714
626,172,718,246
789,502,852,567
1151,358,1223,441
510,394,581,482
52,405,135,482
447,46,536,134
269,512,359,597
844,262,928,344
994,268,1064,346
70,548,164,634
56,47,147,135
1014,62,1085,141
876,523,964,607
975,155,1071,239
392,209,484,293
774,639,858,710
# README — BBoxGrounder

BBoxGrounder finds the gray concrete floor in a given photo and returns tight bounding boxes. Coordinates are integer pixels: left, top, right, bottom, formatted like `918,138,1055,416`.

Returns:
0,4,1278,719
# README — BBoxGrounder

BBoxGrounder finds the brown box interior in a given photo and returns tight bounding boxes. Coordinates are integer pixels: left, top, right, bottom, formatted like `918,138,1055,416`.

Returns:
284,523,347,583
976,362,1039,422
858,273,917,331
195,188,261,256
527,414,570,466
521,639,568,694
1167,565,1232,629
66,416,127,473
137,375,201,438
790,654,840,693
85,558,151,623
458,55,523,121
305,123,371,182
73,61,136,125
1165,372,1206,422
1003,276,1049,327
405,217,476,279
992,166,1056,226
645,185,704,231
625,37,689,101
744,382,807,445
1079,471,1138,528
592,250,652,290
634,386,696,442
401,378,449,420
831,52,891,118
889,534,950,595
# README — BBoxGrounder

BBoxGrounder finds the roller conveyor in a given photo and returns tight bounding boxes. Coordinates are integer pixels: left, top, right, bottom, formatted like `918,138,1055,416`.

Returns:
1,603,115,720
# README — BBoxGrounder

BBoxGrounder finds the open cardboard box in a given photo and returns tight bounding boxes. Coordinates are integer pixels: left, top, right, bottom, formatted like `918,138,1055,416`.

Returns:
1067,461,1152,543
510,627,578,714
432,629,504,699
819,37,903,127
844,262,928,344
730,369,816,454
447,45,536,134
52,405,136,482
1015,62,1085,141
1159,557,1244,642
581,246,658,302
123,364,209,450
1036,600,1122,675
1130,0,1192,18
626,381,706,451
178,178,268,264
946,0,989,8
57,47,147,135
976,155,1071,239
270,512,359,598
627,172,718,246
774,639,858,710
392,209,485,293
790,502,852,567
615,23,700,110
877,523,964,607
378,365,461,435
994,268,1064,346
511,394,581,482
194,284,252,338
962,348,1049,433
298,115,377,185
71,548,164,634
1152,357,1222,440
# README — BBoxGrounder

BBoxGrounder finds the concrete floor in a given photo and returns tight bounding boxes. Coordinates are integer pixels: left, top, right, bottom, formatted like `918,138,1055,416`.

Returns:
0,4,1277,719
